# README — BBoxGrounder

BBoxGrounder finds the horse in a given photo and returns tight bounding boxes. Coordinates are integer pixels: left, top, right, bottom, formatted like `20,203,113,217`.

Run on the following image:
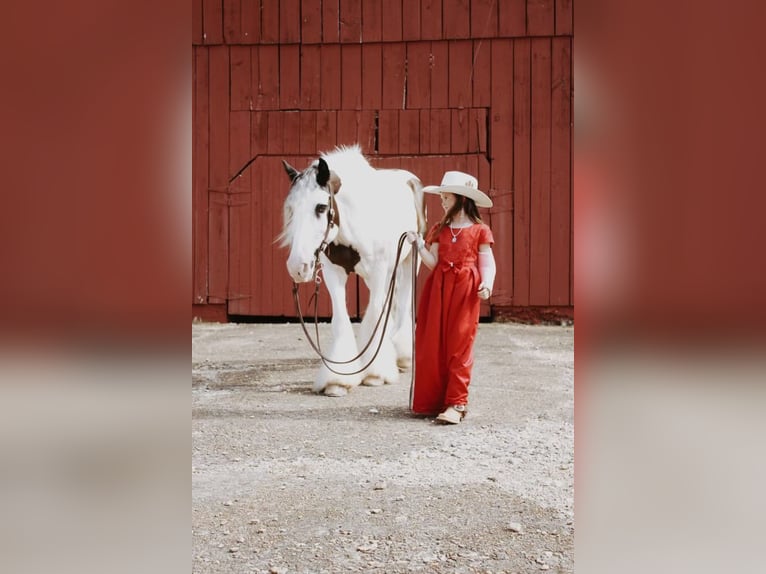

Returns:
279,145,426,397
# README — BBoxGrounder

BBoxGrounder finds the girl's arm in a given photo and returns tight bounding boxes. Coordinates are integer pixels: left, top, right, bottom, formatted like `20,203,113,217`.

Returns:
416,236,438,270
477,243,495,300
405,231,438,270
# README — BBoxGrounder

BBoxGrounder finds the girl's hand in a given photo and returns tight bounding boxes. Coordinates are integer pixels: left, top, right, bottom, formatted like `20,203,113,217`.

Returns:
477,283,491,300
405,231,419,244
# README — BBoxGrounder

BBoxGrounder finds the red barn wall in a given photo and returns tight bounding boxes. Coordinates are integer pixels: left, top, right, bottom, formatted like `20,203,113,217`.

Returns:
192,0,573,322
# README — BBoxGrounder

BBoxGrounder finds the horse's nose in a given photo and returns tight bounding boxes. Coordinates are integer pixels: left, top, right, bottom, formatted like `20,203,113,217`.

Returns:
288,260,314,283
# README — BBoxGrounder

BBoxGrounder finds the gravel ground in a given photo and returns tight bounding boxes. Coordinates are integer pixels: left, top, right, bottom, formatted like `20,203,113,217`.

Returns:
192,322,573,574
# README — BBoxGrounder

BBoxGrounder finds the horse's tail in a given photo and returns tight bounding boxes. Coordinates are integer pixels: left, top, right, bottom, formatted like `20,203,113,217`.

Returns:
407,176,427,235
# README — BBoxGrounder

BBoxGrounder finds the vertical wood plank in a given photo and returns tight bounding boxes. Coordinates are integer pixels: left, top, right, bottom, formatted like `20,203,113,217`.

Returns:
362,0,382,42
381,0,402,41
550,36,572,305
315,110,338,153
527,0,554,37
280,45,301,109
207,191,229,303
298,110,319,155
451,108,469,153
254,160,271,313
323,0,340,43
529,37,551,305
209,46,230,190
242,155,260,314
300,44,322,109
251,111,269,157
377,109,399,154
469,108,487,153
283,111,302,154
340,0,362,42
491,39,513,192
193,48,209,303
490,39,514,305
556,0,573,36
228,193,252,314
320,44,342,109
406,42,431,109
381,43,406,109
246,160,262,314
230,46,251,111
430,42,449,108
430,109,451,153
192,0,203,44
223,0,241,44
471,0,498,38
472,40,491,107
357,110,377,152
301,0,323,43
419,109,431,154
336,110,359,146
399,109,420,154
256,45,280,109
209,46,231,304
448,40,472,108
280,0,301,43
402,0,422,41
421,0,442,41
362,44,382,110
443,0,469,39
513,38,531,306
267,111,284,155
261,0,280,43
241,0,261,43
227,112,251,312
341,44,362,110
203,0,224,44
498,0,526,37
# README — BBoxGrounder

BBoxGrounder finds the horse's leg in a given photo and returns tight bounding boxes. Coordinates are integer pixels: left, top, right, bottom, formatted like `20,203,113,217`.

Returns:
314,258,363,396
391,248,415,371
358,262,400,386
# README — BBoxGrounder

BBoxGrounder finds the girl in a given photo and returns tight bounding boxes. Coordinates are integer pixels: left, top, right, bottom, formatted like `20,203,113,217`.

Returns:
406,171,496,424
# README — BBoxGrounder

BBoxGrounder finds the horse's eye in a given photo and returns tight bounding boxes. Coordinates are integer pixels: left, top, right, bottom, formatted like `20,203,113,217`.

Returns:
315,204,328,217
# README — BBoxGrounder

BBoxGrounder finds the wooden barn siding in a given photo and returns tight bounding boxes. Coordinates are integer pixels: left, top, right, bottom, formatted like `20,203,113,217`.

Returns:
191,0,573,318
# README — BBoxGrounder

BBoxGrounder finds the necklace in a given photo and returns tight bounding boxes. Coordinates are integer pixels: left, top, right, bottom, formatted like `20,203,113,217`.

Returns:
449,226,464,243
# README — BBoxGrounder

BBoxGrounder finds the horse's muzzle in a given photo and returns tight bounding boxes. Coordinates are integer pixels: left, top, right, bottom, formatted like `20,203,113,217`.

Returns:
287,260,315,283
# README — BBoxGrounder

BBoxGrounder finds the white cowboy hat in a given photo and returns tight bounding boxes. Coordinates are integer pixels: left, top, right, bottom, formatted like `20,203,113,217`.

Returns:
422,171,493,208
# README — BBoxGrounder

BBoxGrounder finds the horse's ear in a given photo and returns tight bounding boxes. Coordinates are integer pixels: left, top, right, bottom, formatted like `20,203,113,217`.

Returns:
316,158,331,187
282,160,300,183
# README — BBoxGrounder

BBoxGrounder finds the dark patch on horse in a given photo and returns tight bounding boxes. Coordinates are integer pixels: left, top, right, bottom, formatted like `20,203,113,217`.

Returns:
325,243,360,275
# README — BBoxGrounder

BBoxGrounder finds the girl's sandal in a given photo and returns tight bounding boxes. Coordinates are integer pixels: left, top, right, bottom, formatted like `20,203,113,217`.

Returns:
435,405,467,424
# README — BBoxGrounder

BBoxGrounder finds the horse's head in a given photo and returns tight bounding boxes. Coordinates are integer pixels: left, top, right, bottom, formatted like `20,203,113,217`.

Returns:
278,157,341,283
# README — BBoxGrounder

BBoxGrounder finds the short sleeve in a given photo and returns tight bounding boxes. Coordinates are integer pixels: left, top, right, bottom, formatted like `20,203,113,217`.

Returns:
479,224,494,246
425,223,441,245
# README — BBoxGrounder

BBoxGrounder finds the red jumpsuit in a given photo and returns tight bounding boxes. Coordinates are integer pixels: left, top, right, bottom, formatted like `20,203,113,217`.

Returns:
410,222,495,415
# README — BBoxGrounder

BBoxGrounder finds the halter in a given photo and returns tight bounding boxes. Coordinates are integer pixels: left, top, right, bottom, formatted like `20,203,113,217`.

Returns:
311,184,339,283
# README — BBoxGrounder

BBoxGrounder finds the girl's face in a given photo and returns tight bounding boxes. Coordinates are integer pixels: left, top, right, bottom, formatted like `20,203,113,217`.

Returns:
440,192,457,213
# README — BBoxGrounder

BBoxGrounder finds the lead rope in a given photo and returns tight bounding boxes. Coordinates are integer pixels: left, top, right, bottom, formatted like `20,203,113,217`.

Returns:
292,232,410,376
408,240,419,410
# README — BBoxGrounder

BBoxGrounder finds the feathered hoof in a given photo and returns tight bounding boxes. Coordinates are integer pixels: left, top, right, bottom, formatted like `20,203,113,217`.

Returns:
396,357,412,371
361,375,385,387
324,384,349,397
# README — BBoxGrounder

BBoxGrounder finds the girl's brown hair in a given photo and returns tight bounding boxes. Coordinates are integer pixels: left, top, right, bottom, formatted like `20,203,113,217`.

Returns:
430,194,483,241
